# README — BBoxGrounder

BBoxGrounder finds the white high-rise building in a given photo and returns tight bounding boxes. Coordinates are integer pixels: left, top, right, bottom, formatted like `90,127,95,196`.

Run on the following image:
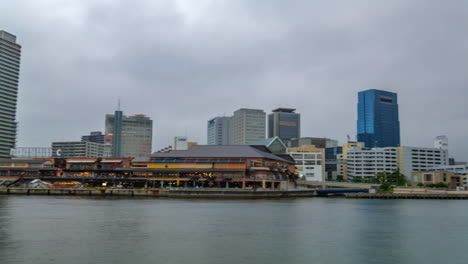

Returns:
207,117,230,145
230,109,266,145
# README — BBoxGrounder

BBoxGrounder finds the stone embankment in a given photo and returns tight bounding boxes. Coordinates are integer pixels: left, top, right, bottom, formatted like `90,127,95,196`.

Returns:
346,187,468,199
0,188,317,198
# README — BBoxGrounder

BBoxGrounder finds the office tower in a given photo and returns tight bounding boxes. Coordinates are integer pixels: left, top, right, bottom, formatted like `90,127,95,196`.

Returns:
268,108,300,141
52,141,104,158
81,131,105,144
325,146,343,180
0,30,21,158
230,108,266,145
105,111,153,158
207,116,230,145
357,89,400,148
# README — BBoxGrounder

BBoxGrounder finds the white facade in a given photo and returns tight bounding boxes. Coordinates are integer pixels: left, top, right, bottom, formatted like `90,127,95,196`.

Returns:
207,117,230,145
347,147,398,179
347,146,449,180
399,147,449,179
174,136,188,150
289,151,324,182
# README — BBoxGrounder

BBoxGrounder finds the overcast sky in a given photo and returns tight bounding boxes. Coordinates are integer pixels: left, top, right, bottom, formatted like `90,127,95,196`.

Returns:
1,0,467,159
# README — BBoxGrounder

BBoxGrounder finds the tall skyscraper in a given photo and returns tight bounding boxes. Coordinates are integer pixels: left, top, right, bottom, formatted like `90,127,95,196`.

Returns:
105,111,153,158
230,108,266,145
207,116,230,145
357,89,400,148
268,108,300,141
0,30,21,158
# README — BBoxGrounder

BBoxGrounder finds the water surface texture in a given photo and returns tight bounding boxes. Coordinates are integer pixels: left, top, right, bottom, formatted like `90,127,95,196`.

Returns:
0,197,467,264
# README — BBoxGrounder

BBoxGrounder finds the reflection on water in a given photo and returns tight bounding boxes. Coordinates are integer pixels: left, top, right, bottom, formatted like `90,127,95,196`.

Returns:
1,196,468,264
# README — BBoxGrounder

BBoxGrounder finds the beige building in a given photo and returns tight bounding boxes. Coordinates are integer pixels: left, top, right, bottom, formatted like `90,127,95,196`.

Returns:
411,171,462,188
340,142,364,180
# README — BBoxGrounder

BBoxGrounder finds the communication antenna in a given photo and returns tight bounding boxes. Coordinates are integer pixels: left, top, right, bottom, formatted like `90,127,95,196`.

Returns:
117,98,121,111
347,134,350,142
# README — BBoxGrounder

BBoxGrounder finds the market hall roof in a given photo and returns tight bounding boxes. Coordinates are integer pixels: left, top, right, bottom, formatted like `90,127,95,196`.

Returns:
149,145,294,163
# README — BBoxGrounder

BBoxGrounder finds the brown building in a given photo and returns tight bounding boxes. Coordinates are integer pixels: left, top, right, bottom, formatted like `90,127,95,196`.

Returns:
411,171,462,188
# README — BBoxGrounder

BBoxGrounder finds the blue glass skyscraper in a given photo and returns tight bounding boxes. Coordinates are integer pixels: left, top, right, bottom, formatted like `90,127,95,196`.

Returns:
357,89,400,148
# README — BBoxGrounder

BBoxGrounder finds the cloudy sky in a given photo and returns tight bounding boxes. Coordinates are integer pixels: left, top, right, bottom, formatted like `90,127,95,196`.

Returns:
1,0,467,159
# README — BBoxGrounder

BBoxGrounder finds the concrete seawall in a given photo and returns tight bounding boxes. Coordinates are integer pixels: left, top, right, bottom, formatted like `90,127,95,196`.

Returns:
0,188,317,199
346,193,468,200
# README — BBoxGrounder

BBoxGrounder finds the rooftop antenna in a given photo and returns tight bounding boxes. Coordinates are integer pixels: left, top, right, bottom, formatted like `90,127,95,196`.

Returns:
117,98,121,111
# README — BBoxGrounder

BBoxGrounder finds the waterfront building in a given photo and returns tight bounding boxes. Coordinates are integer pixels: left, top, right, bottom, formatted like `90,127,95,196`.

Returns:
268,108,300,141
174,136,188,150
357,89,400,148
325,146,343,180
338,142,364,180
411,171,462,188
286,137,338,149
127,145,296,188
346,145,448,181
424,164,468,186
62,158,132,177
0,159,56,181
207,116,230,145
347,147,399,180
230,109,266,145
0,30,21,158
288,145,324,182
51,141,104,158
10,147,52,158
105,111,153,158
81,131,105,144
398,146,448,179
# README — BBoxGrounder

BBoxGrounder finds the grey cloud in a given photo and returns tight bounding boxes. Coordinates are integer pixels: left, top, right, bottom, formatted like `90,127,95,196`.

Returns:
0,0,467,159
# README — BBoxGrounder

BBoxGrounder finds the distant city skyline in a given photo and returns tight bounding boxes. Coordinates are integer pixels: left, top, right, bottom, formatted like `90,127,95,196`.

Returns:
2,1,467,160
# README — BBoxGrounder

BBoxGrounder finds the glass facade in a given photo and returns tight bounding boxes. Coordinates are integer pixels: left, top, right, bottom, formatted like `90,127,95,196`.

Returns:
357,89,400,148
268,108,300,141
105,112,153,158
207,117,230,145
0,31,21,158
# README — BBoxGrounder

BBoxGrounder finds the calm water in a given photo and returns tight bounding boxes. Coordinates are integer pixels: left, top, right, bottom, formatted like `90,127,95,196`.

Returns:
0,196,467,264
